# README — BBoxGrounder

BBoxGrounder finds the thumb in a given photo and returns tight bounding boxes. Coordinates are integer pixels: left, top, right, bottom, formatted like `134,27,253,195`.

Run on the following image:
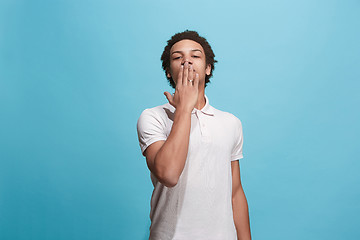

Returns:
164,91,174,105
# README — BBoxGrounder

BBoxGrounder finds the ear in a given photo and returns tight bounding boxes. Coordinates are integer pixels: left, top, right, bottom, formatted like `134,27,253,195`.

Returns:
205,64,211,76
166,68,172,78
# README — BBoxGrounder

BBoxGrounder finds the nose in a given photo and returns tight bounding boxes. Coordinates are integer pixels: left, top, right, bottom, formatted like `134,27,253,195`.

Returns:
181,57,193,66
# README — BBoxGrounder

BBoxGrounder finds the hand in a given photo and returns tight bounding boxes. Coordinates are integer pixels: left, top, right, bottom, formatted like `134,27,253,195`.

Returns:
164,62,199,113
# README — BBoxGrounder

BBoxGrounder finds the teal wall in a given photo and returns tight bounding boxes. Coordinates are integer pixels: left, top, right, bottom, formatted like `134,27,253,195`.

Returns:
1,0,359,239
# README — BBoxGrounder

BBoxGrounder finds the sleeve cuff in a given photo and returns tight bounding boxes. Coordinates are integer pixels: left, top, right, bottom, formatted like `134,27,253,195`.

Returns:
231,153,244,161
140,137,167,155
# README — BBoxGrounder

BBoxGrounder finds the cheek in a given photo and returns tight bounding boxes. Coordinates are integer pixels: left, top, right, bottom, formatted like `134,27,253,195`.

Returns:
170,63,181,75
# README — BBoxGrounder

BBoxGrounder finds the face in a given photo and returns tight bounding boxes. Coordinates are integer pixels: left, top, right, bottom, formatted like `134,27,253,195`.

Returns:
167,39,211,86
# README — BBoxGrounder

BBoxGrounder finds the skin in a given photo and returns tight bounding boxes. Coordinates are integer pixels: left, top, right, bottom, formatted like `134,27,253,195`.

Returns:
144,39,251,239
165,39,211,110
232,160,252,240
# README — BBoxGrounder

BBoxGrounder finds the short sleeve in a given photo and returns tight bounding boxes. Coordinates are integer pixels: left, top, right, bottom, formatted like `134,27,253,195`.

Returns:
231,118,244,161
137,109,167,156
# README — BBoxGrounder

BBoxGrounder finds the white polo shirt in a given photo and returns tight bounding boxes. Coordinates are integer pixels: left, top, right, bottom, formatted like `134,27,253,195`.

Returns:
137,95,244,240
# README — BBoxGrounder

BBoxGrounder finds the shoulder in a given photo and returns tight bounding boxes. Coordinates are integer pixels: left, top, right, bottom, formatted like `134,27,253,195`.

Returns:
139,102,172,118
211,106,243,127
137,102,174,128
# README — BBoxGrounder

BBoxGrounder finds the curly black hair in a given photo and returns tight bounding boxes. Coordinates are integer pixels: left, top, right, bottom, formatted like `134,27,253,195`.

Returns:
161,30,217,88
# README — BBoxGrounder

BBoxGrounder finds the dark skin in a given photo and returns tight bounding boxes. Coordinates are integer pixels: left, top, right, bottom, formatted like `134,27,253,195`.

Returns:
145,39,251,239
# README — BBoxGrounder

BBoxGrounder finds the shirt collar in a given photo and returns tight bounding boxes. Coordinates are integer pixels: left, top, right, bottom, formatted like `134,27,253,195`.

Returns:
192,95,214,116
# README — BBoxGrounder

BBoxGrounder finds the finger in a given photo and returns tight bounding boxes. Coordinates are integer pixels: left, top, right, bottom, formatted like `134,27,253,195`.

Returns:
194,73,199,88
164,92,174,105
188,64,194,85
177,65,183,87
183,62,189,86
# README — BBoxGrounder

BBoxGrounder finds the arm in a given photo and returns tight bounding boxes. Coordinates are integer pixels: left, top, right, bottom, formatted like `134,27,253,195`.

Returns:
231,160,251,240
144,63,199,188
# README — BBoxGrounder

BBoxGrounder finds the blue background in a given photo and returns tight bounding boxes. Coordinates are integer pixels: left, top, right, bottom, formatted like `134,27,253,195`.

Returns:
1,0,359,239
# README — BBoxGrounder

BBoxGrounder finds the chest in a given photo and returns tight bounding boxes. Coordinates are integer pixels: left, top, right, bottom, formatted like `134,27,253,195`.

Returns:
163,113,235,156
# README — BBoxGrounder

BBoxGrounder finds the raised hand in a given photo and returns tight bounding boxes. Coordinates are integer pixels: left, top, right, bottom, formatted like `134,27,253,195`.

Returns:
164,62,199,113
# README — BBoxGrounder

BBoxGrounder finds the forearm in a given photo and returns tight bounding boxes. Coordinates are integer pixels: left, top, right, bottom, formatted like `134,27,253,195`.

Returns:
232,191,251,240
152,60,199,187
154,109,191,186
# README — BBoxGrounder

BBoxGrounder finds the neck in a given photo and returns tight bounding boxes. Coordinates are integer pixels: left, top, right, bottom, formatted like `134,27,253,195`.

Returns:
195,87,206,110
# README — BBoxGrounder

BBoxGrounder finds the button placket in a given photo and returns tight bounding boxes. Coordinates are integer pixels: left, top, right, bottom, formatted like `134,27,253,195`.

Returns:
196,110,210,141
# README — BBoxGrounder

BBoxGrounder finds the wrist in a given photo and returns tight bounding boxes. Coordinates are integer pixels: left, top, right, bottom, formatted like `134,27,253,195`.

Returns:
175,107,193,115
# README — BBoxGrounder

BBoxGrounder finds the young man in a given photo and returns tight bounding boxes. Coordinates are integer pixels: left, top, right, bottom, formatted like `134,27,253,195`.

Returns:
137,30,251,240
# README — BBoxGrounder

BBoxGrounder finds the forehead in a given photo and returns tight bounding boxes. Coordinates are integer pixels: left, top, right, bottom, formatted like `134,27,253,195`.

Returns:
170,39,204,53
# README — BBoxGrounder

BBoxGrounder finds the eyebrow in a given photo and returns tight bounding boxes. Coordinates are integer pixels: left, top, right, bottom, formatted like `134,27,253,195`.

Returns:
171,49,203,55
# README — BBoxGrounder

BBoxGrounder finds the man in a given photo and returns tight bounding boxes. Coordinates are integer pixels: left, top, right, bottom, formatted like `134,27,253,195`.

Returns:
137,30,251,240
